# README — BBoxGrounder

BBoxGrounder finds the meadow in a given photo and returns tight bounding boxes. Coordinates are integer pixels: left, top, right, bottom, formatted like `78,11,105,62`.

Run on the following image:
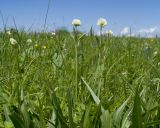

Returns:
0,26,160,128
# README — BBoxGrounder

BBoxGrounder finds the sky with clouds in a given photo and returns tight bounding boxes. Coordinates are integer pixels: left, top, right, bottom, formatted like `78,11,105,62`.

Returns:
0,0,160,36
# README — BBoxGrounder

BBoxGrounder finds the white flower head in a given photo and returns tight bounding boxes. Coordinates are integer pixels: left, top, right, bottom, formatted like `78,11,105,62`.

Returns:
27,39,32,43
10,38,17,45
51,32,56,35
97,18,107,27
107,30,113,35
7,30,11,35
72,19,81,27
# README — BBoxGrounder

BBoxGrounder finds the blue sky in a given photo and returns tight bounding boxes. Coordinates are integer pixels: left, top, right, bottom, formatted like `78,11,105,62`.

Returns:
0,0,160,35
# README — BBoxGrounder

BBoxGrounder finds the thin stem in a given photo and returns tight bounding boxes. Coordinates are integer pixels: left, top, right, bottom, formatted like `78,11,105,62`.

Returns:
75,42,78,99
44,0,51,32
99,26,103,64
73,26,78,99
100,26,102,45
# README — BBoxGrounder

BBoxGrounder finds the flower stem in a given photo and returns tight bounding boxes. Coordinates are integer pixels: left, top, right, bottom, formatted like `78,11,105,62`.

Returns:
74,26,78,99
100,26,102,46
75,43,78,99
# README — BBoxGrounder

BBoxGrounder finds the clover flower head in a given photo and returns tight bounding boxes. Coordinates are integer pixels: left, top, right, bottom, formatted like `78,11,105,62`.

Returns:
51,32,56,35
106,30,113,35
10,38,17,45
7,31,11,35
27,39,32,43
72,19,81,27
97,18,107,27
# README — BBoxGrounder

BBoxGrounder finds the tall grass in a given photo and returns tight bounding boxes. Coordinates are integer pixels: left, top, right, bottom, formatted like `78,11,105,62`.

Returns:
0,28,160,127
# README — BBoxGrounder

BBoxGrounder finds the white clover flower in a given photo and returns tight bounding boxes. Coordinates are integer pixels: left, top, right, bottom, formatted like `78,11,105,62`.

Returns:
106,30,113,35
97,18,107,27
72,19,81,27
51,32,56,35
27,39,32,43
7,31,11,35
10,38,17,45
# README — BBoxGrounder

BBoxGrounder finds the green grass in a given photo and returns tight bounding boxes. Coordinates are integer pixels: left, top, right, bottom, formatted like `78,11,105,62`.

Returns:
0,28,160,127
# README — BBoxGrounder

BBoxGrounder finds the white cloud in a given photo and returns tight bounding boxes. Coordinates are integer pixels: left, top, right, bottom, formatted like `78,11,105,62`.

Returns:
138,27,158,34
120,26,160,37
121,27,130,35
137,27,159,37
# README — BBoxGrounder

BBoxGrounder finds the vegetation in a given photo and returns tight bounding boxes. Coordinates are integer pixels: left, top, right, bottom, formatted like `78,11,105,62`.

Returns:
0,28,160,128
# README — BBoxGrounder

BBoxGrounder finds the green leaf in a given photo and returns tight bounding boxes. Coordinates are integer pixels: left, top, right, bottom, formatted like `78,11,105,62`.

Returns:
21,102,31,128
81,77,100,105
4,121,14,128
9,113,24,128
132,90,143,128
48,108,56,128
51,90,69,128
82,104,91,128
3,104,11,122
67,90,75,128
121,106,132,128
113,97,130,128
100,110,112,128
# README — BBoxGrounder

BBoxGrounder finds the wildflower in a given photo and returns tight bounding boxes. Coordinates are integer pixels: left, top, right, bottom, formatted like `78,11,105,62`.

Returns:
10,38,17,45
107,30,113,35
51,32,56,35
72,19,81,27
34,43,38,48
7,31,11,35
42,45,47,49
27,39,32,43
97,18,107,27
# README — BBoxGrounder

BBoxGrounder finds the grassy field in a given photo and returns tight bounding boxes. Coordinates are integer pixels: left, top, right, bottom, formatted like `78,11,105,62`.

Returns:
0,28,160,127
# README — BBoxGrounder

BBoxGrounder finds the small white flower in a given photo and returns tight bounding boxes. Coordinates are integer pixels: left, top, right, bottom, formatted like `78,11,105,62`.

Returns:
26,39,32,43
72,19,81,26
97,18,107,27
106,30,113,35
51,32,56,35
154,51,158,56
10,38,17,45
7,31,11,35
